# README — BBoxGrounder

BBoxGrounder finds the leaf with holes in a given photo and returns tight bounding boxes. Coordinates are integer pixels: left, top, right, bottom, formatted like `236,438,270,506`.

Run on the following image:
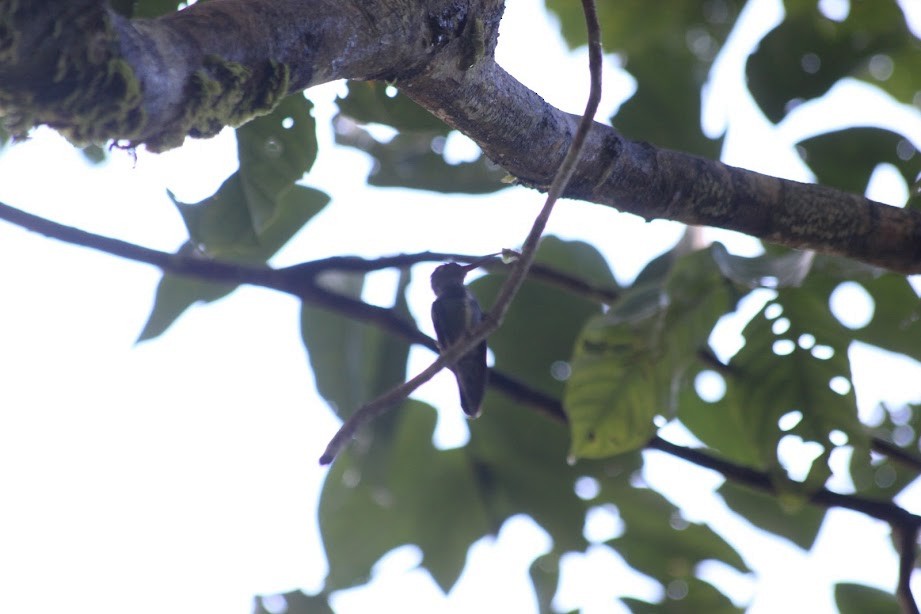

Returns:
724,284,866,482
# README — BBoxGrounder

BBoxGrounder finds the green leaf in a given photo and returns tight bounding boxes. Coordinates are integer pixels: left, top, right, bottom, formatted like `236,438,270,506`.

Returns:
799,128,920,196
545,0,744,157
680,247,821,463
663,247,739,363
236,94,318,233
610,487,749,583
466,396,590,555
470,236,615,400
614,47,721,158
334,82,507,194
300,270,412,420
136,271,237,342
621,577,742,614
138,93,323,341
711,243,815,289
747,2,921,122
530,552,561,614
138,183,328,341
79,144,106,165
565,247,736,459
835,583,900,614
466,237,617,551
138,93,324,341
335,125,507,194
110,0,184,17
722,285,865,479
337,82,449,133
564,292,669,458
319,402,493,593
850,274,921,363
718,481,825,550
254,590,333,614
852,401,921,500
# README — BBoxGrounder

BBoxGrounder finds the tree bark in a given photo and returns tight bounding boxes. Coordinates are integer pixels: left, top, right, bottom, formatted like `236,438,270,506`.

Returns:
3,0,921,272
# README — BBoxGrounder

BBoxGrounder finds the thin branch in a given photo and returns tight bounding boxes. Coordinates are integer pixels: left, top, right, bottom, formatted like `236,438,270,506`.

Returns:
647,436,921,526
318,0,604,464
483,0,603,326
872,437,921,473
6,197,921,596
0,200,293,288
894,524,921,614
649,434,921,613
6,199,919,487
0,196,572,422
282,251,620,304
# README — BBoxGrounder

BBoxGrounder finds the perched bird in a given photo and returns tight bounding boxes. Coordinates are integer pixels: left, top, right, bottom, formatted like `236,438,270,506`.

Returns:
430,259,491,417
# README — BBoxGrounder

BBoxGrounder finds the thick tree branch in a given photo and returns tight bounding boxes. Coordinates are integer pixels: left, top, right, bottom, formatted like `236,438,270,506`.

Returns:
401,61,921,275
4,0,920,271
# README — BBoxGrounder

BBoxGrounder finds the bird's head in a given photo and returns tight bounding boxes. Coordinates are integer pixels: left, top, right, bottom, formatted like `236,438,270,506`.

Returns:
430,262,470,296
430,253,502,296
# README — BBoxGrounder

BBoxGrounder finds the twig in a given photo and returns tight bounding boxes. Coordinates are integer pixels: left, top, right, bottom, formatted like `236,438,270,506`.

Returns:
283,251,620,304
317,0,604,464
0,198,573,422
894,524,921,614
0,204,613,309
5,192,921,606
649,434,921,612
872,437,921,473
648,436,921,526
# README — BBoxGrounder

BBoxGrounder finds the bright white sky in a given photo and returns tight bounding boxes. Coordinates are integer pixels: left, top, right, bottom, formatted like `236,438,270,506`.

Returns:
1,0,920,613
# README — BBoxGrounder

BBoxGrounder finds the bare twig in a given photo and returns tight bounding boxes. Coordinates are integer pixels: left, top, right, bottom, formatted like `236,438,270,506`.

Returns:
283,251,620,304
894,524,921,614
872,437,921,473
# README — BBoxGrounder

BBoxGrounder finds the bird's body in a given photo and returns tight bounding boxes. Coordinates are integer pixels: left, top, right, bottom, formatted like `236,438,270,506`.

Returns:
430,263,489,417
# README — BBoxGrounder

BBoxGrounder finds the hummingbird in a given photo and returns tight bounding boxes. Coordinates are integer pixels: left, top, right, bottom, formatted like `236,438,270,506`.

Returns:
430,256,495,418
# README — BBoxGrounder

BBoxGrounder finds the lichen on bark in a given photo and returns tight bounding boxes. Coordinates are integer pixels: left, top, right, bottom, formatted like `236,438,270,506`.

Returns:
148,55,290,152
0,0,291,152
0,0,144,144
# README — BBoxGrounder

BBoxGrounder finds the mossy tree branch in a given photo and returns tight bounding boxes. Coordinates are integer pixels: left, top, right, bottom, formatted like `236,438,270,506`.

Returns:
2,0,920,271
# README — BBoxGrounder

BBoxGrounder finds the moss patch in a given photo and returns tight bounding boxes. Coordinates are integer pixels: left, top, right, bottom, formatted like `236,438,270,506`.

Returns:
0,1,145,144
